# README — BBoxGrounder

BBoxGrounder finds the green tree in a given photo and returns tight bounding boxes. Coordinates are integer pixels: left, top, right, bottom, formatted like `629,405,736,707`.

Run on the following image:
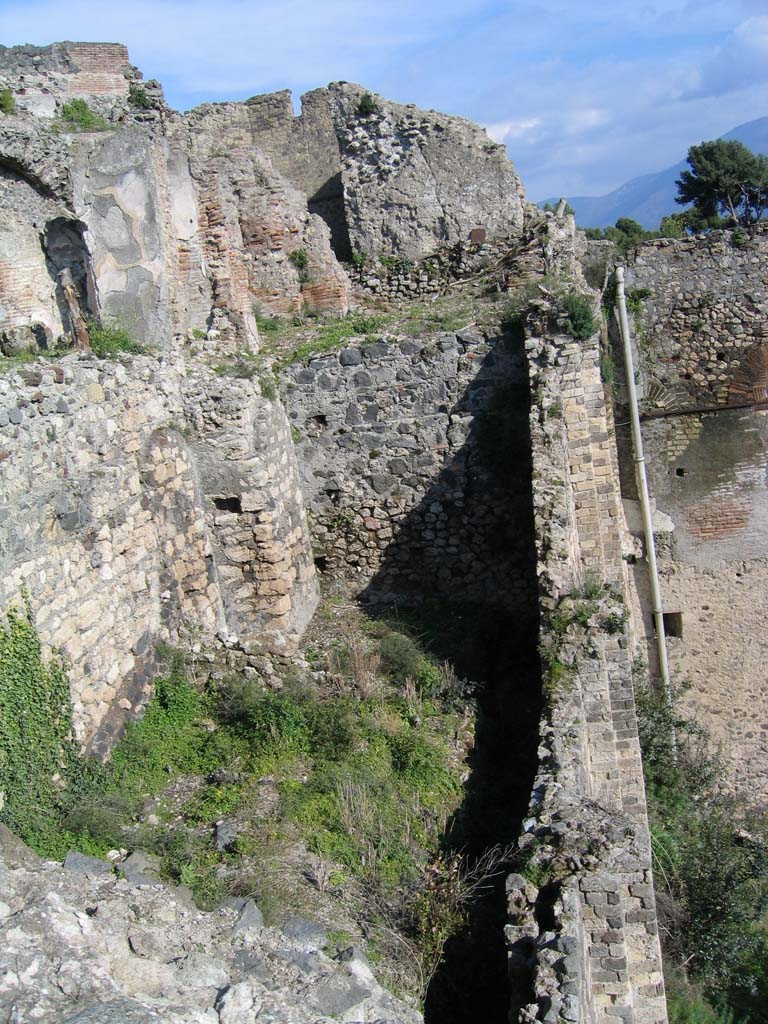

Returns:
676,140,768,226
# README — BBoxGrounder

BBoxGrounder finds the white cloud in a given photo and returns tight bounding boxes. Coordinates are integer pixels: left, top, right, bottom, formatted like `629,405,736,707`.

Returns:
1,0,766,201
684,16,768,98
484,118,541,143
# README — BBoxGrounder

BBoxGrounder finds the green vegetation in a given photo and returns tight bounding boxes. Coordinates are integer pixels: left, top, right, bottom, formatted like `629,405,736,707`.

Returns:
0,602,97,855
0,600,472,999
89,320,145,358
127,82,153,110
280,311,386,366
637,678,768,1022
676,139,768,227
357,92,380,117
59,98,109,132
583,217,656,249
0,87,16,115
561,291,597,340
252,304,284,335
288,249,311,283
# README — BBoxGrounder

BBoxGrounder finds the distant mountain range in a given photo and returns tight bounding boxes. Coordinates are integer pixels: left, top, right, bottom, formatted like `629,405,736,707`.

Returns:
540,116,768,230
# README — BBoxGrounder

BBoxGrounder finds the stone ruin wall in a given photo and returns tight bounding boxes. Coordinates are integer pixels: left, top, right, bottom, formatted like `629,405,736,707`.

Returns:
281,325,537,613
0,42,352,359
245,82,530,263
0,355,317,754
615,226,768,794
0,41,134,118
505,316,667,1024
0,42,674,1020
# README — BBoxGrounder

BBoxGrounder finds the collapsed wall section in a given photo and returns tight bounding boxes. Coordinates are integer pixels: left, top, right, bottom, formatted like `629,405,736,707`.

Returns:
245,82,529,262
0,355,317,753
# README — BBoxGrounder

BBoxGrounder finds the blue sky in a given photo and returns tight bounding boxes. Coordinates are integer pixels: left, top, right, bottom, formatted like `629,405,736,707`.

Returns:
1,0,766,200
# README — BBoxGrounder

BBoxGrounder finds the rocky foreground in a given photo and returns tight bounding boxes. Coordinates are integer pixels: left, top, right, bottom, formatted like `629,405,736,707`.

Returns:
0,825,421,1024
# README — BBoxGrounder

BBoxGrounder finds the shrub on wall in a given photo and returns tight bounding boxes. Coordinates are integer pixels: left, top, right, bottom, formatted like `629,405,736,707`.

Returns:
89,320,144,358
562,292,597,340
0,88,15,115
60,98,109,132
0,603,87,847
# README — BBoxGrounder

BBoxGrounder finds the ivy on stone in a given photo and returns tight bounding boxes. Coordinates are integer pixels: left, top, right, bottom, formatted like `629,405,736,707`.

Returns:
0,602,82,842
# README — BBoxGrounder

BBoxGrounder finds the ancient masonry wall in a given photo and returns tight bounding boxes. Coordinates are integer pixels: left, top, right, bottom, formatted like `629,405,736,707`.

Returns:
282,326,537,612
616,225,768,794
506,317,667,1024
0,355,317,753
0,42,133,118
244,82,529,262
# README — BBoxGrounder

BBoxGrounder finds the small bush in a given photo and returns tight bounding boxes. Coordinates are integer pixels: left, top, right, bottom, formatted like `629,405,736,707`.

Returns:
128,83,153,110
60,98,109,132
357,93,380,116
379,633,423,681
288,249,309,271
0,88,16,115
730,227,748,250
600,352,614,384
89,320,144,358
562,292,597,340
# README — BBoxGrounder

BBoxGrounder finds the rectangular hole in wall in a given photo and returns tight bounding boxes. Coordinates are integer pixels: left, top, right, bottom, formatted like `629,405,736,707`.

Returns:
663,611,683,639
214,496,242,513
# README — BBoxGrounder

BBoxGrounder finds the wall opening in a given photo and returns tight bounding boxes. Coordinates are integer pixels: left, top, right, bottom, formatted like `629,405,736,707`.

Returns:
308,172,352,262
42,217,92,339
214,496,243,513
663,610,683,639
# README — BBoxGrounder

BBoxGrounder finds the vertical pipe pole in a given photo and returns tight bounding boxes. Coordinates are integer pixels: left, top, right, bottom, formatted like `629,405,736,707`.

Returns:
614,267,673,713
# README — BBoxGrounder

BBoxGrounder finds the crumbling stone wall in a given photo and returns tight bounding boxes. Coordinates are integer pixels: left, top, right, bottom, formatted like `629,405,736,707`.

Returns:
506,317,667,1024
245,82,530,262
0,355,317,753
0,42,134,119
0,45,351,356
624,225,768,412
610,226,768,795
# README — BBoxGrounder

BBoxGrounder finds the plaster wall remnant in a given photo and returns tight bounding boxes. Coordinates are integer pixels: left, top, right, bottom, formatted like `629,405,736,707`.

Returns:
606,225,768,795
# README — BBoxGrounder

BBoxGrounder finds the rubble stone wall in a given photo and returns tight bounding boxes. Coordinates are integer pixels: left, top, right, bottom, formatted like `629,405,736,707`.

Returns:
282,326,537,612
0,42,132,118
0,355,317,753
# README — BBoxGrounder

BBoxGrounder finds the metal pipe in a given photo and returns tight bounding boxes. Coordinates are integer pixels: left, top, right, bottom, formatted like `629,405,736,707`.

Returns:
614,267,674,723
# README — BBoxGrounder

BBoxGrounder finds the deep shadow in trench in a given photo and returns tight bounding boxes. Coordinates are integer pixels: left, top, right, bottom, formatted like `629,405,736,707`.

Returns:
358,331,543,1024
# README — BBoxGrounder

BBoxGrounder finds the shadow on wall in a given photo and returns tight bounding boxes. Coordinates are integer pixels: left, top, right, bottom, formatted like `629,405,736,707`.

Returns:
357,336,543,1024
308,171,352,262
43,217,92,337
357,333,538,612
